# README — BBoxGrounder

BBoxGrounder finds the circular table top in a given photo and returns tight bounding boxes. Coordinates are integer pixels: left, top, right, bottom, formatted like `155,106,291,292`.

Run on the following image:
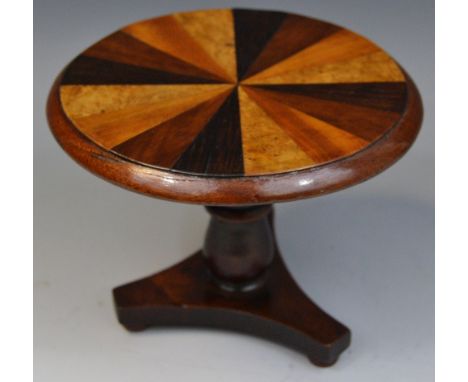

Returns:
48,8,422,205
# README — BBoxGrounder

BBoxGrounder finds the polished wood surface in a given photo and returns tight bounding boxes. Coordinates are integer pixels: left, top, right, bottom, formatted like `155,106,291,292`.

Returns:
61,84,233,148
172,9,237,82
114,207,350,366
47,9,423,367
203,205,275,289
49,8,420,189
47,70,421,205
238,87,315,174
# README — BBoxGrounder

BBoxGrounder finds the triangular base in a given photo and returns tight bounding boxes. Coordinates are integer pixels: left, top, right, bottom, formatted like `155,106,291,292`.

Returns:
113,250,350,367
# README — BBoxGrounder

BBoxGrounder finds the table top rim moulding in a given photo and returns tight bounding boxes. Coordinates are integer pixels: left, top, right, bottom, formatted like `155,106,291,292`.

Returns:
47,71,422,206
47,8,423,206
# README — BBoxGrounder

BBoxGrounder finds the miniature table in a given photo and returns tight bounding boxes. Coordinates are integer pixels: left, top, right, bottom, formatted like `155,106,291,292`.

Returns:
47,8,422,366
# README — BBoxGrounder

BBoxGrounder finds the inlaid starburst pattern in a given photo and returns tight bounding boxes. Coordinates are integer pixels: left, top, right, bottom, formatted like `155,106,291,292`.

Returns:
59,9,408,176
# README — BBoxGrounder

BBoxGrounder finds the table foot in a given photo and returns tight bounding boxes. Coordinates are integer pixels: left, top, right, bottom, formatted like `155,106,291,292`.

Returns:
113,250,350,366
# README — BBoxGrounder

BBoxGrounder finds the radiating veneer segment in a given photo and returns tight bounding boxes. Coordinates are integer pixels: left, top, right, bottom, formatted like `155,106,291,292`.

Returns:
246,86,402,141
123,16,232,82
173,89,244,175
62,85,233,148
174,9,237,82
243,87,369,163
246,51,405,84
244,30,395,83
60,84,230,118
238,87,315,175
83,31,225,82
243,14,340,78
113,89,232,167
256,83,407,112
233,9,286,79
61,56,220,85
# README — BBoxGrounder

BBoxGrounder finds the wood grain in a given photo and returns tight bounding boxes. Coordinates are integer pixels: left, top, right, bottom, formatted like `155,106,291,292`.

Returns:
48,68,422,205
245,51,405,84
247,85,403,141
84,31,224,82
238,87,315,175
47,11,423,370
244,14,339,78
113,89,232,167
123,16,232,82
173,89,244,175
244,29,383,83
48,9,422,203
244,86,368,163
174,9,237,82
256,83,407,112
62,85,232,148
232,9,286,79
61,55,220,85
113,208,350,366
60,84,229,118
114,249,350,366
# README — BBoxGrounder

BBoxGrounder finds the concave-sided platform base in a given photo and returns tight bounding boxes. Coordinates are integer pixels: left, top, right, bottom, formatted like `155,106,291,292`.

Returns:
113,250,350,366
